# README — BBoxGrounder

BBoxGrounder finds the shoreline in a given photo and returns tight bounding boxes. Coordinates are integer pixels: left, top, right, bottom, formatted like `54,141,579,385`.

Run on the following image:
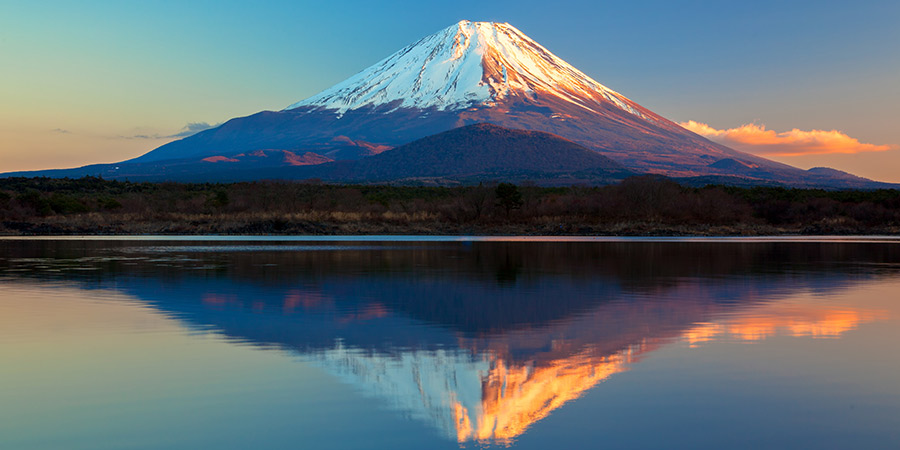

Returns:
4,216,900,238
3,220,900,237
3,235,900,243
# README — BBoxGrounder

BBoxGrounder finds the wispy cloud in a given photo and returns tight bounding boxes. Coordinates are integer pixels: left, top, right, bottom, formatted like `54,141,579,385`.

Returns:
50,128,71,134
124,134,160,140
680,121,894,156
169,122,219,138
119,122,221,140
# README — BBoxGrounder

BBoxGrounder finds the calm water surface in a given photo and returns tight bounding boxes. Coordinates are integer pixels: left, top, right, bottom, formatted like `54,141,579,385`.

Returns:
1,237,899,449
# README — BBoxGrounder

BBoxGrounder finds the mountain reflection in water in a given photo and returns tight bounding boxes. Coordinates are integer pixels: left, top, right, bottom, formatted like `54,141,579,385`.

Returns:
1,239,896,446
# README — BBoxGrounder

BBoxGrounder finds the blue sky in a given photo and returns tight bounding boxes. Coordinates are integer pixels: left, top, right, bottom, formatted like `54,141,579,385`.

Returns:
1,0,898,179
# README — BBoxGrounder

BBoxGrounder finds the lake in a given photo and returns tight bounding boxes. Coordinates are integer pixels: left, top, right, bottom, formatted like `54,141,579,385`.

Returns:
1,237,899,449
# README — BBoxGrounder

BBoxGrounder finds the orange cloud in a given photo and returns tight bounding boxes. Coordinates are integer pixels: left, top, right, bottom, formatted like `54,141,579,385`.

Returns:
680,120,894,157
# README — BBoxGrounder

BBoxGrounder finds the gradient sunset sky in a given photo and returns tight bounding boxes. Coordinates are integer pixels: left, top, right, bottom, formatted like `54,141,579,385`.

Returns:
2,0,898,181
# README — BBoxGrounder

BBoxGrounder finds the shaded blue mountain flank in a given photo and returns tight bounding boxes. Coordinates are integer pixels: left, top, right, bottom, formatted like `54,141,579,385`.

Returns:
1,115,894,188
684,158,896,189
0,124,634,185
3,239,899,363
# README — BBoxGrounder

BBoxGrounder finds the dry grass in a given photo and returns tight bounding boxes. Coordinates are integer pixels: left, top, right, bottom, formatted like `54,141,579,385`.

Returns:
2,176,899,236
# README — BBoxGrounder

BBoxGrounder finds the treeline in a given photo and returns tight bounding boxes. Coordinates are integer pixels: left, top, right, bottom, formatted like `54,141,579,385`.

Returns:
1,176,899,235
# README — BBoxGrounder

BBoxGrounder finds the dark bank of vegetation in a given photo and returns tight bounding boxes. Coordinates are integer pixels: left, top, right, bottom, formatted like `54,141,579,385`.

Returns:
1,176,899,235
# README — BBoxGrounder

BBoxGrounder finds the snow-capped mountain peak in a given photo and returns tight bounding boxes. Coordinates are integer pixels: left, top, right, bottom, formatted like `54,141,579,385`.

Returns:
285,20,649,119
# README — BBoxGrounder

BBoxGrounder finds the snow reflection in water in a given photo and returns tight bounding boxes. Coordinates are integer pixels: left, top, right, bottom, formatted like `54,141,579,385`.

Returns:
0,238,898,448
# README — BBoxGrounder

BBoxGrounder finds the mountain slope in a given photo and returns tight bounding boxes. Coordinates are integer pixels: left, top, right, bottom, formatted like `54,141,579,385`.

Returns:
320,123,630,183
286,21,651,119
124,21,820,182
2,21,889,188
133,20,718,172
134,123,631,183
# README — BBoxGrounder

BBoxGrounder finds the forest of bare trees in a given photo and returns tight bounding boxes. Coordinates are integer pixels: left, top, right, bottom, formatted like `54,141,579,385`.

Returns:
2,176,899,235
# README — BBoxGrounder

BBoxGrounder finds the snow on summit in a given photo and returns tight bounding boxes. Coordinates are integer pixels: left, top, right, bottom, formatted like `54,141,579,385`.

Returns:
285,20,649,118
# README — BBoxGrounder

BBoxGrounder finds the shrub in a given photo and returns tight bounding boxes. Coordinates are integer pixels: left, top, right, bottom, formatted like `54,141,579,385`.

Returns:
495,183,523,218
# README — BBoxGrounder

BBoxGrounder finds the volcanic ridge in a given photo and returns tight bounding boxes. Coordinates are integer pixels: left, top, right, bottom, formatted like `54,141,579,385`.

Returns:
3,20,891,189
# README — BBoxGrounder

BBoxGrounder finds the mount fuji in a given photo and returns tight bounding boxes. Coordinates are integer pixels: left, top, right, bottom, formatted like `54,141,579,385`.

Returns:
5,21,890,188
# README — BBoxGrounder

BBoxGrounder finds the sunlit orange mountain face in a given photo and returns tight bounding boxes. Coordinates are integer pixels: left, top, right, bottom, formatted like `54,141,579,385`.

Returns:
2,240,895,445
3,21,891,188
